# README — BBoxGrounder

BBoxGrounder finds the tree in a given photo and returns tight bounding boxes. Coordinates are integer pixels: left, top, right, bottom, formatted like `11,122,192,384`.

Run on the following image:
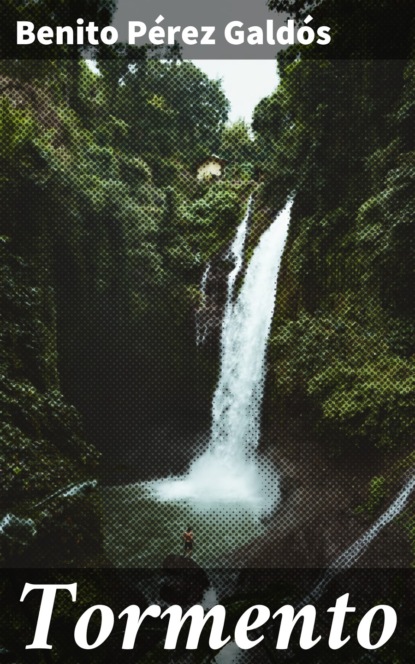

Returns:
253,1,415,455
219,120,255,163
111,60,229,168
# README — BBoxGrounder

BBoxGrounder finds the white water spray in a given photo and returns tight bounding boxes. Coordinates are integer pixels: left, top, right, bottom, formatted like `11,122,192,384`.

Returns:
150,199,293,512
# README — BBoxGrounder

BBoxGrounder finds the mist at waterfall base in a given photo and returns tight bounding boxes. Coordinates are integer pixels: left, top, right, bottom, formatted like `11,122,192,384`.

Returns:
147,199,293,516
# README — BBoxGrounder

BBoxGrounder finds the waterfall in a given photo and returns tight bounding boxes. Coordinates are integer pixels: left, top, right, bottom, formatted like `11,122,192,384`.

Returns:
196,262,211,345
196,196,251,346
201,263,211,300
150,199,293,512
211,198,291,462
301,472,415,606
223,194,252,310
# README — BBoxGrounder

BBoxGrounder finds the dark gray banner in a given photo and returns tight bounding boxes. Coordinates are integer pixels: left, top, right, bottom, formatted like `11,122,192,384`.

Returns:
113,0,293,58
4,0,412,60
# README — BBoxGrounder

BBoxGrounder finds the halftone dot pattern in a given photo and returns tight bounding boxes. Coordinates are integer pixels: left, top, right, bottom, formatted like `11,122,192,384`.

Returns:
2,56,414,570
1,34,415,664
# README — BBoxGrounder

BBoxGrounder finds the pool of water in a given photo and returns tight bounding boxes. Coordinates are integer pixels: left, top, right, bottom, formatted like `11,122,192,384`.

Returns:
100,483,267,568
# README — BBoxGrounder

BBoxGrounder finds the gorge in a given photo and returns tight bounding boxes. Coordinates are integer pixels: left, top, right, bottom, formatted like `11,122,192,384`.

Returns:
2,8,415,664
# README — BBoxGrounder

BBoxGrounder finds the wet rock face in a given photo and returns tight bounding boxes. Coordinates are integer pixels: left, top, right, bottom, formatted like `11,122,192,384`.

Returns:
251,510,412,570
229,422,414,574
161,554,210,605
195,256,231,347
1,496,103,568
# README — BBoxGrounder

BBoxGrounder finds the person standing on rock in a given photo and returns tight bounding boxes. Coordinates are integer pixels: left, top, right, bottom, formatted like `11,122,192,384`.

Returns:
183,526,194,557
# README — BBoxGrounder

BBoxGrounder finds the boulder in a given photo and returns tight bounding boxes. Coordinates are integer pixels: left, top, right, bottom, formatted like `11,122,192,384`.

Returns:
160,555,210,605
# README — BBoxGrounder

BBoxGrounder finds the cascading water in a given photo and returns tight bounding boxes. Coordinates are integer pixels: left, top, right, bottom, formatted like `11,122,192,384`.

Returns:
211,198,290,464
149,198,293,514
213,474,415,664
223,194,252,311
196,262,211,345
300,471,415,606
196,195,251,346
201,262,211,299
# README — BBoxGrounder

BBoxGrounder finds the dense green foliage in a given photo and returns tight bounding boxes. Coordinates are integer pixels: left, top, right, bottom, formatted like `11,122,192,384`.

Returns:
251,2,415,454
105,60,229,169
1,236,98,503
0,48,248,520
218,120,257,181
2,0,415,583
